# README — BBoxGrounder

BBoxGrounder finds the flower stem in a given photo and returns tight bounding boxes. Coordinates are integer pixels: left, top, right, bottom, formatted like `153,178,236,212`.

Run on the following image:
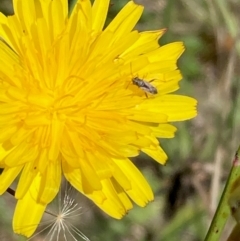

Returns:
204,145,240,241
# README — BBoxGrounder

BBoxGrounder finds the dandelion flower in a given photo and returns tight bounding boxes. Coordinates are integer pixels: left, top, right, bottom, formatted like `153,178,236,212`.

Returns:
0,0,197,237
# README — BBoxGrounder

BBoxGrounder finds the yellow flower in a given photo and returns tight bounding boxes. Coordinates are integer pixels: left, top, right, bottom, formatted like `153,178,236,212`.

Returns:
0,0,197,237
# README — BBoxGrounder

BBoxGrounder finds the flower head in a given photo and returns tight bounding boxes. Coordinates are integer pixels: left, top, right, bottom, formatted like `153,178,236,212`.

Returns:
0,0,197,237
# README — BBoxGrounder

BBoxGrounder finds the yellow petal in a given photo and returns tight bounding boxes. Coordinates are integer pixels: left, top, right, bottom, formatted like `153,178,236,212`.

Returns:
0,40,21,86
81,166,102,193
94,179,130,218
142,144,168,165
138,95,197,121
49,0,66,38
37,160,61,204
113,158,154,206
124,110,168,123
110,159,132,191
72,0,92,29
105,1,143,37
0,144,15,161
0,166,22,194
48,113,65,161
147,42,185,62
150,124,177,138
120,30,166,59
85,151,112,179
92,0,110,32
63,162,132,219
3,143,31,166
13,0,36,33
13,177,46,237
15,161,38,199
111,177,133,211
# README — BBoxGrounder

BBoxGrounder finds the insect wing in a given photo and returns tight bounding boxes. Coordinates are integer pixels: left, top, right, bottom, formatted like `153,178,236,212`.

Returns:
142,81,158,94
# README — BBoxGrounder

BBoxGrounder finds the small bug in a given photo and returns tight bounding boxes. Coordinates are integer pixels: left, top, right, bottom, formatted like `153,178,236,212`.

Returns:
132,77,158,95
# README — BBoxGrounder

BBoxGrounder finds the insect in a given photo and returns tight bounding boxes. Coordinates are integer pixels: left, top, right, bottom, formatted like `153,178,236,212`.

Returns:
132,77,158,95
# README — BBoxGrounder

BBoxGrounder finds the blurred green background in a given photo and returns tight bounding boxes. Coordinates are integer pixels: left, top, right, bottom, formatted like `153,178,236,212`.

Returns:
1,0,240,240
